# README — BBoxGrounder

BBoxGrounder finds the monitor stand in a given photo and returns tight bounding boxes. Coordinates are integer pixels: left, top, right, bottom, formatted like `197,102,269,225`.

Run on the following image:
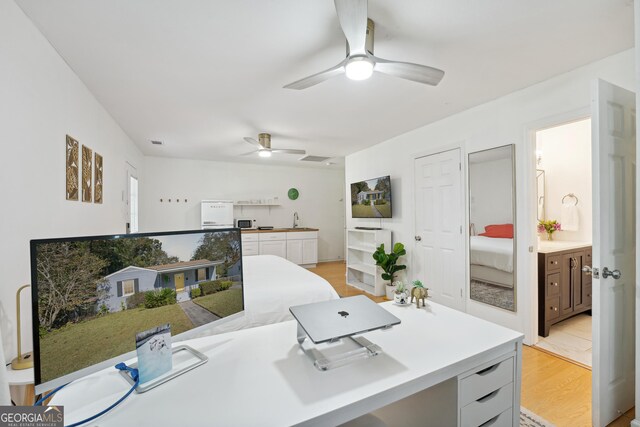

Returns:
296,323,382,371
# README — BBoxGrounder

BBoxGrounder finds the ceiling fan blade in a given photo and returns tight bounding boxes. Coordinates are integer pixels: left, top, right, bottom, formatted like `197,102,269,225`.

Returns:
271,149,306,155
283,59,347,90
372,56,445,86
243,137,262,148
240,149,259,156
334,0,368,55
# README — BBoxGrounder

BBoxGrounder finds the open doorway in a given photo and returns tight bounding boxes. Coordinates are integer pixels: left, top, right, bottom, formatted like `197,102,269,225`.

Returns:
533,117,593,367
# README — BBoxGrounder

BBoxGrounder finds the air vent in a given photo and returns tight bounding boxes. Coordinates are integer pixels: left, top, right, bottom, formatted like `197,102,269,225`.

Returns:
150,140,164,145
299,155,331,162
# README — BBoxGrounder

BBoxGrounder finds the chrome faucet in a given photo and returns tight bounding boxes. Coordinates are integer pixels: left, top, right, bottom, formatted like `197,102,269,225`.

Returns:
293,212,299,228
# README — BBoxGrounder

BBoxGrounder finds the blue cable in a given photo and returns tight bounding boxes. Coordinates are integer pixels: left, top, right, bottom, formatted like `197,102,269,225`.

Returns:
34,362,140,427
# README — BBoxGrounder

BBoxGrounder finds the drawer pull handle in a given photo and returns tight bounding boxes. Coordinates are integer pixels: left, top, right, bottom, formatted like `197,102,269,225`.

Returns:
477,389,499,403
476,363,499,376
480,415,500,427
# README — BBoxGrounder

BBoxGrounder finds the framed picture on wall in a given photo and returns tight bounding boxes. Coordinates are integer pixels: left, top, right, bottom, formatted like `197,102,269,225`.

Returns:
94,152,103,204
82,145,92,203
65,135,79,201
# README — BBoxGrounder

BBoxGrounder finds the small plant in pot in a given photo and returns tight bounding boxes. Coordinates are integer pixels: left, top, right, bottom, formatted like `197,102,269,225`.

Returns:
372,243,407,300
393,281,409,305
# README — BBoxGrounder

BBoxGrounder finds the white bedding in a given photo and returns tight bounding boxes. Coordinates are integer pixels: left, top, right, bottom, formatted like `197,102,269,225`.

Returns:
202,255,339,334
469,236,514,273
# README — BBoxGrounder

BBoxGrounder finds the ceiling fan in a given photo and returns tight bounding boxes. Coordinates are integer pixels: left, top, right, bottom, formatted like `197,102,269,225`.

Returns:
284,0,445,90
242,133,306,158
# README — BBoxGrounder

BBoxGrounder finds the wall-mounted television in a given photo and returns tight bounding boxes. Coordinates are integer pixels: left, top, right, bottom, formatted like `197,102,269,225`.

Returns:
350,175,392,218
30,228,244,393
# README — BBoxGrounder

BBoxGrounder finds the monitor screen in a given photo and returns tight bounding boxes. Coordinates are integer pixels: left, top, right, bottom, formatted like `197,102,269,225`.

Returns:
350,175,392,218
30,228,244,393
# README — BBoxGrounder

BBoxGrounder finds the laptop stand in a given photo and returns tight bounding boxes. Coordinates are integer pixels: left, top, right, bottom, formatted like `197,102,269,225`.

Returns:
296,323,383,371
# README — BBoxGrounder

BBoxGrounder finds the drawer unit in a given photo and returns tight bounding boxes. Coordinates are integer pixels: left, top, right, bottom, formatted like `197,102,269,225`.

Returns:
546,255,561,271
545,273,560,297
241,233,259,243
460,383,513,427
545,296,560,321
460,357,514,406
478,407,513,427
259,232,286,242
242,242,259,256
458,355,515,427
285,231,317,240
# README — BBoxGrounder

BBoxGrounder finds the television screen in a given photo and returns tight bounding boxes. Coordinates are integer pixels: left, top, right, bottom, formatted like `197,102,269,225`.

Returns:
350,175,392,218
30,228,243,393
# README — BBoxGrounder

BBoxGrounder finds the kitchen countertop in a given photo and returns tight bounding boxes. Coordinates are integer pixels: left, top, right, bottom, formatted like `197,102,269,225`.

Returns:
241,227,319,233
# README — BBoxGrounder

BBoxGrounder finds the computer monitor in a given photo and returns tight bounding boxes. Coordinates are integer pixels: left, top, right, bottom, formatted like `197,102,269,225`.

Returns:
30,228,244,393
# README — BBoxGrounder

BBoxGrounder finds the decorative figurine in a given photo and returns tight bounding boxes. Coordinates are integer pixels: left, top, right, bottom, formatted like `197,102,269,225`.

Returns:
410,280,429,308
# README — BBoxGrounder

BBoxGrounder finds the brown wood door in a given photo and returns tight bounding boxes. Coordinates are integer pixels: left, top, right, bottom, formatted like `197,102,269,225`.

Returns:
572,251,587,310
560,253,574,316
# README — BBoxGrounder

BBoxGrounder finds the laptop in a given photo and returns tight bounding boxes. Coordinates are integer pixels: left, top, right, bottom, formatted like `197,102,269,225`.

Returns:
289,295,401,344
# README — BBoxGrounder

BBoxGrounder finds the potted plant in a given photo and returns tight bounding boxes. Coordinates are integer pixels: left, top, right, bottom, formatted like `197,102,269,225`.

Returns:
393,281,409,305
372,242,407,300
538,219,561,240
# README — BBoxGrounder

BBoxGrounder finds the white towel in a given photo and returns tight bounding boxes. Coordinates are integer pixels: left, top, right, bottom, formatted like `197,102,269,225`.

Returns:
561,204,579,231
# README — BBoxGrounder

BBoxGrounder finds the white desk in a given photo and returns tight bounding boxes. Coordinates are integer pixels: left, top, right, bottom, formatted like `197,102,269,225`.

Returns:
50,302,523,427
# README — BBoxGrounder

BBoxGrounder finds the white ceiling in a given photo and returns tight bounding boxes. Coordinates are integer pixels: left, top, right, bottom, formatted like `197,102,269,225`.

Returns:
17,0,634,168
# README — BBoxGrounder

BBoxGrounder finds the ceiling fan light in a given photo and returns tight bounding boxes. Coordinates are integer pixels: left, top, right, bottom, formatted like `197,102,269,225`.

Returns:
345,56,374,81
258,150,272,158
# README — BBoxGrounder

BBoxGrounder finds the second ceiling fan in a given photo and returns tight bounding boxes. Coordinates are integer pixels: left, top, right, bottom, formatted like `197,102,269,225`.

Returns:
284,0,445,90
243,133,306,158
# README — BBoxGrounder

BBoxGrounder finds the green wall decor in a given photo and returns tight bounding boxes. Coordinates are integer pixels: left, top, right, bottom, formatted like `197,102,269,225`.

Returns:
288,188,299,200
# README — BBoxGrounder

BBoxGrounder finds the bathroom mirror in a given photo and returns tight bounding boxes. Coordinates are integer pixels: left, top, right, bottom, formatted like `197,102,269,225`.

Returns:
536,169,545,221
468,145,516,312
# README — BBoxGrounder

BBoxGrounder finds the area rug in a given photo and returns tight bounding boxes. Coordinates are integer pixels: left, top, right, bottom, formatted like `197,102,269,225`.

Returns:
470,279,514,311
520,407,556,427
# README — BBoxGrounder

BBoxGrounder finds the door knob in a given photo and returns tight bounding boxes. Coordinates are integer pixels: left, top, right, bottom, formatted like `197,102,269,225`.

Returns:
602,267,622,279
415,236,422,242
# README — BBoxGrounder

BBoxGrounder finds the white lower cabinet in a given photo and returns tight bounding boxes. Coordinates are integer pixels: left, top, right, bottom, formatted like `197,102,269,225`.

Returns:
302,238,318,265
458,354,517,427
242,231,318,267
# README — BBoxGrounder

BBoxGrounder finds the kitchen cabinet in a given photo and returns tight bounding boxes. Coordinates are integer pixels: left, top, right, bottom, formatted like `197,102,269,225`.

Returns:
241,229,318,267
538,245,592,337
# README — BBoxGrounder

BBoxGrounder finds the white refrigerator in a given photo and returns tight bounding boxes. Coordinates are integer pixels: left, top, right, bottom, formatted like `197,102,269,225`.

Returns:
201,200,234,229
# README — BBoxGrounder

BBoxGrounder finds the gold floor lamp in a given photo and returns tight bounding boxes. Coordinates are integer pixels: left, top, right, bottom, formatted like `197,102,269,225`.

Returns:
11,284,32,370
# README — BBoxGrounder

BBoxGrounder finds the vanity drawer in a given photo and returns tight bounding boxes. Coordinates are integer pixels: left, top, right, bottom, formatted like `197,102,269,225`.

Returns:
241,233,259,243
460,383,513,427
546,255,561,271
546,296,560,321
242,242,259,256
546,273,560,297
478,407,513,427
459,357,514,407
258,232,286,241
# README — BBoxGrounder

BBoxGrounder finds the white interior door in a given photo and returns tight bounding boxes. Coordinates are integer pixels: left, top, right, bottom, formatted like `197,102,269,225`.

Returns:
414,149,465,311
591,79,636,427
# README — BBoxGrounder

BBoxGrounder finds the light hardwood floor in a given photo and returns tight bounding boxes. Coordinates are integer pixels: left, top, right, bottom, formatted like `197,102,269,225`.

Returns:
309,261,635,427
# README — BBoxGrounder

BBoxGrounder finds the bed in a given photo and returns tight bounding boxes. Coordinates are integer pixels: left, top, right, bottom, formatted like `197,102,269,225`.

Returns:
201,255,339,334
469,236,514,289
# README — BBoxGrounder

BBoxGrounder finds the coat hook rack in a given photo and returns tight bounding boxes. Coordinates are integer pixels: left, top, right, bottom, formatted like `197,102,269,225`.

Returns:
562,193,579,206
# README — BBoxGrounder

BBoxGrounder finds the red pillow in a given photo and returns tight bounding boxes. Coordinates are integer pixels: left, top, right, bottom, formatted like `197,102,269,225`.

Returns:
479,224,513,238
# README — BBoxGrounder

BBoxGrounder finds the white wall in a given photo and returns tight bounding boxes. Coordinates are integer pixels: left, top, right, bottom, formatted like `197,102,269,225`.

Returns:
536,118,592,243
0,0,144,360
346,49,634,344
140,157,345,262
